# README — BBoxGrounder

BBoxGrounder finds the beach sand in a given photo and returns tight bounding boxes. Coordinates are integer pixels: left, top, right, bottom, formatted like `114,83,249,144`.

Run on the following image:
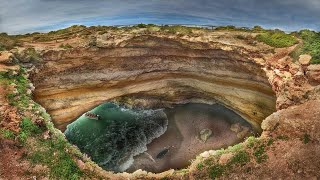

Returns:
127,103,254,173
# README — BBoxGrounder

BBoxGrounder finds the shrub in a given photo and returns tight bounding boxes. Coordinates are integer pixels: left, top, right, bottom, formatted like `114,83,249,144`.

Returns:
197,163,204,170
215,26,251,32
302,133,310,144
256,32,298,48
161,25,193,35
136,23,147,28
59,43,73,49
0,33,21,50
210,164,226,179
298,30,320,64
253,144,268,163
252,26,265,32
229,151,250,166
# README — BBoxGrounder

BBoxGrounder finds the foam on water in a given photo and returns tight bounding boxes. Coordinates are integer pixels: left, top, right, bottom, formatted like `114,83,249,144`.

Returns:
64,102,168,172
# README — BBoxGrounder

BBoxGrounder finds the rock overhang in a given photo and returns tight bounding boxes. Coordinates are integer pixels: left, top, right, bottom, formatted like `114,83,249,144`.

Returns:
29,35,276,131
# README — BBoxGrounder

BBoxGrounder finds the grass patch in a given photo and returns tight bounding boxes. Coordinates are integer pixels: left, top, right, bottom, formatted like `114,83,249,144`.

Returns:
256,32,298,48
0,129,15,139
20,117,42,134
197,163,204,170
209,164,226,179
229,151,250,166
253,144,268,163
206,143,251,179
29,138,82,179
18,117,43,144
204,137,272,179
2,69,33,109
277,135,289,141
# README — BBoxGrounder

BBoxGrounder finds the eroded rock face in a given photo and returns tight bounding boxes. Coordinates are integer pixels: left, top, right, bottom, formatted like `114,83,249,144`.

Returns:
30,35,276,130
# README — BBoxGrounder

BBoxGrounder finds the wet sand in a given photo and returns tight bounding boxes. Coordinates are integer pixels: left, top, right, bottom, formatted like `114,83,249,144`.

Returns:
127,103,254,173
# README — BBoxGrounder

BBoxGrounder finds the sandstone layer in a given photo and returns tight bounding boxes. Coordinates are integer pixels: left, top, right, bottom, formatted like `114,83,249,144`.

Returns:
29,35,276,130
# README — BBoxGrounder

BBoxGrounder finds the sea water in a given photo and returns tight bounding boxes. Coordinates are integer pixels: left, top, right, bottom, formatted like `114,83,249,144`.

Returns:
64,102,168,172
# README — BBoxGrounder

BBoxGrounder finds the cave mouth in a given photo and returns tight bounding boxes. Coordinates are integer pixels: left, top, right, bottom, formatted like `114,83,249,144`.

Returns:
64,101,256,173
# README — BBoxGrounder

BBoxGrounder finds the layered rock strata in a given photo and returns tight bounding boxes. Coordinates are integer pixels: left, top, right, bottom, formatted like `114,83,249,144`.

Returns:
30,36,276,130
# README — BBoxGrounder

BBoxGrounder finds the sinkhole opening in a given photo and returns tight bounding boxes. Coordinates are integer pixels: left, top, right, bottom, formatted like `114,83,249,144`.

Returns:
64,101,257,173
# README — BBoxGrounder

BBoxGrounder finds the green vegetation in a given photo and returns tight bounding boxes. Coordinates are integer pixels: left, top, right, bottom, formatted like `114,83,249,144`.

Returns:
1,67,84,179
197,163,204,170
14,47,42,63
256,31,298,48
18,117,43,143
302,133,310,144
161,25,193,34
29,138,82,179
277,135,289,141
28,25,87,42
135,23,148,28
253,144,268,163
296,30,320,64
215,25,251,32
3,69,32,108
0,33,21,51
210,164,226,179
229,151,250,166
59,43,73,49
0,129,15,139
209,150,250,179
48,25,86,36
200,143,249,179
246,136,268,163
202,137,272,179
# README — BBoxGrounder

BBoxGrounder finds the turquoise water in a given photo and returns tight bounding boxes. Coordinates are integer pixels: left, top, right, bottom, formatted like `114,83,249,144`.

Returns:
64,102,168,172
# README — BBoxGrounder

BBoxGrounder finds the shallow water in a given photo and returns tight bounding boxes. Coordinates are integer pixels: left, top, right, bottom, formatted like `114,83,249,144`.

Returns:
65,102,254,173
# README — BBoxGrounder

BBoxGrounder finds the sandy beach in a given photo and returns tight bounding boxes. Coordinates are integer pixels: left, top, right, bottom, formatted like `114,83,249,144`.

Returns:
128,103,254,173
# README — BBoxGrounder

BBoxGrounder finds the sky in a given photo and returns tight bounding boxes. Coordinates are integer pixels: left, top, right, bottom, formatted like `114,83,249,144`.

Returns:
0,0,319,34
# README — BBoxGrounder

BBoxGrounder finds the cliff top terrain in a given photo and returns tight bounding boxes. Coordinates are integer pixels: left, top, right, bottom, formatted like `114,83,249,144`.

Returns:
0,25,320,179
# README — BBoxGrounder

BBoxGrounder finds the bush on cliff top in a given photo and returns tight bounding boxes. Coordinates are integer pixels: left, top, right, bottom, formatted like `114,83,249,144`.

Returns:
256,32,298,48
0,33,21,51
298,30,320,64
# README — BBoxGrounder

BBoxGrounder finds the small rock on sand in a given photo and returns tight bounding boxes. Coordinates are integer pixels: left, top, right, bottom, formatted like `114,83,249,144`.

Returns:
200,151,210,158
199,128,212,142
230,123,242,133
237,126,250,139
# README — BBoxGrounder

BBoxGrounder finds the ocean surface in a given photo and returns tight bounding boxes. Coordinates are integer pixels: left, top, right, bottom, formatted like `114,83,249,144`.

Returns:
64,102,168,172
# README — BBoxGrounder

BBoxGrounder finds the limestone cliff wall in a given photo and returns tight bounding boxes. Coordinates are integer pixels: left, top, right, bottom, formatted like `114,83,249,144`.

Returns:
30,36,276,130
